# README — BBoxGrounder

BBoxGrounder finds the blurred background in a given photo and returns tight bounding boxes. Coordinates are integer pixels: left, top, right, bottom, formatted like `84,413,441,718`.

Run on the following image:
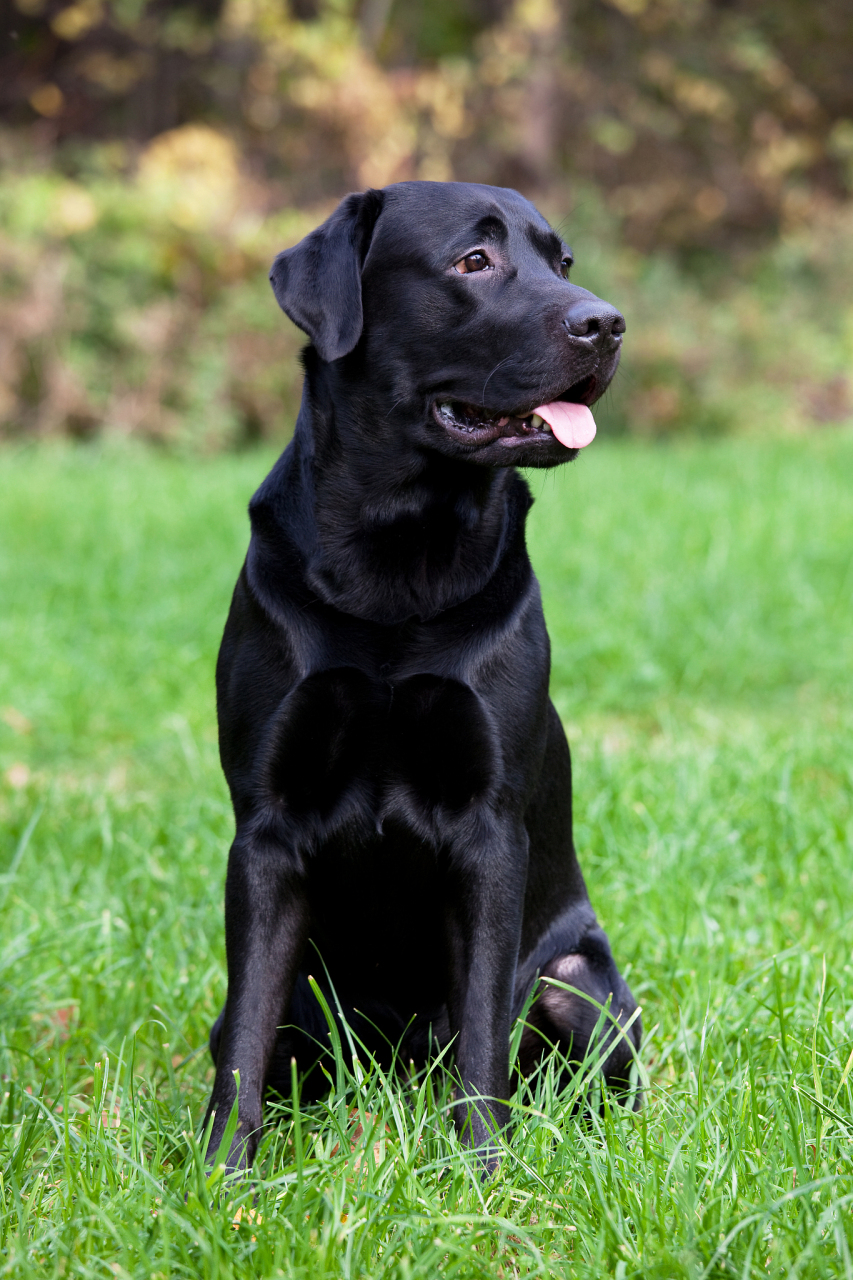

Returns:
1,0,851,450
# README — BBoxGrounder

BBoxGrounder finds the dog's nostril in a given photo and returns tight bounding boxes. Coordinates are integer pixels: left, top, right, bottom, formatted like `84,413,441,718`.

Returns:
564,300,626,342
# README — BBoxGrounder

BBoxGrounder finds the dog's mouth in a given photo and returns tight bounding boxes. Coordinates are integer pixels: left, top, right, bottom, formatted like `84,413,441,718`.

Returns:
433,375,598,447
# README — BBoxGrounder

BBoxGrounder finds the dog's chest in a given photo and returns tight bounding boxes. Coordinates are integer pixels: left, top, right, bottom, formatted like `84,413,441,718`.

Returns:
264,667,497,825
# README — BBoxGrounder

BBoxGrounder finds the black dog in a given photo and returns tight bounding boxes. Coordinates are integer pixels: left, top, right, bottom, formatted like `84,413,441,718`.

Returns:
203,181,640,1171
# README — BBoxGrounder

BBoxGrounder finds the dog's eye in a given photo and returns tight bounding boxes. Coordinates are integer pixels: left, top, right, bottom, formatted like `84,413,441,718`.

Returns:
455,251,490,274
560,256,573,280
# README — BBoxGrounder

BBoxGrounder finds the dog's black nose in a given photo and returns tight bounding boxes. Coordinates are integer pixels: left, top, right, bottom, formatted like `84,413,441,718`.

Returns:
564,299,626,343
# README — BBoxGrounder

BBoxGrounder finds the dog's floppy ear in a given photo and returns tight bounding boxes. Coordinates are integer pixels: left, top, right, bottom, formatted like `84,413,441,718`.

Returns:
269,188,385,363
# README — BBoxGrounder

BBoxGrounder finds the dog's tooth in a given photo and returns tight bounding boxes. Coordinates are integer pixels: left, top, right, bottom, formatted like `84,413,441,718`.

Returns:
530,413,545,430
439,402,453,416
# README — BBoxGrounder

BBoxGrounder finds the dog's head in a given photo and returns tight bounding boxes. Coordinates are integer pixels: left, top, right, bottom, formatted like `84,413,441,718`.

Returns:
270,181,624,469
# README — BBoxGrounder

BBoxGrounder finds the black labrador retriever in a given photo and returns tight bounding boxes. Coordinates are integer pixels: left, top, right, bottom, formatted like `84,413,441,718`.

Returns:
203,180,640,1171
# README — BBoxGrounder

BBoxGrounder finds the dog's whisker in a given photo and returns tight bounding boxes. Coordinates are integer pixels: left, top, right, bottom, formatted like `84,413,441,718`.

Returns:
480,356,514,405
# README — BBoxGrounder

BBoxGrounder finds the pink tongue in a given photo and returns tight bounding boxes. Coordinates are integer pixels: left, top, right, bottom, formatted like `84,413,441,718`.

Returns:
533,401,596,449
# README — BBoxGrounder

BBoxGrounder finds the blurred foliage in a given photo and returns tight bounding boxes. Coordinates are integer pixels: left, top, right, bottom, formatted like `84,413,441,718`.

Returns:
4,0,853,245
0,138,314,447
0,0,852,446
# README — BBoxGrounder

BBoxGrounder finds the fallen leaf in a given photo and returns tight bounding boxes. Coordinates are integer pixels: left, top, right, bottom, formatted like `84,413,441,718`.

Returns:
102,1104,121,1129
330,1109,393,1171
53,1006,76,1037
5,763,31,789
232,1205,262,1239
1,707,32,734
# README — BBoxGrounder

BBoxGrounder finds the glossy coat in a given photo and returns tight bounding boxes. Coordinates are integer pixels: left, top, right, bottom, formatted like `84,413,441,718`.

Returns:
203,181,640,1171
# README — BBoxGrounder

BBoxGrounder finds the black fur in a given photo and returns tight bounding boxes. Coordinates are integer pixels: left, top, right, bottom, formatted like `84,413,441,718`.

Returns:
203,180,640,1172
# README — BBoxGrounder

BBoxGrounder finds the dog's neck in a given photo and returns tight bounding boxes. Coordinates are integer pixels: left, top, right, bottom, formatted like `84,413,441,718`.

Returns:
252,374,533,625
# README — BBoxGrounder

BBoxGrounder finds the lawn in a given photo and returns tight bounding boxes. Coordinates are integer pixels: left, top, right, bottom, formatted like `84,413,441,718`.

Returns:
1,435,852,1278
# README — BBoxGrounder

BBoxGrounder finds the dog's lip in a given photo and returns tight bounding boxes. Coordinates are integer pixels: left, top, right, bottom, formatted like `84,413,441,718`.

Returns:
433,375,598,446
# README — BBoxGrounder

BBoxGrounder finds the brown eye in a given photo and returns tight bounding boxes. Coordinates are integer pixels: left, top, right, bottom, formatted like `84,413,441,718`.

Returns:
455,251,490,274
560,256,573,280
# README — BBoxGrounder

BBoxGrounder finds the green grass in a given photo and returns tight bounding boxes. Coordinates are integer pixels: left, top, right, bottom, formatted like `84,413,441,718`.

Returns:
1,435,852,1278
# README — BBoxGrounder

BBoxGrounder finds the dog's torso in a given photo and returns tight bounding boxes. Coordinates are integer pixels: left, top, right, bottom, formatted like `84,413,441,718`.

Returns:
216,438,569,1030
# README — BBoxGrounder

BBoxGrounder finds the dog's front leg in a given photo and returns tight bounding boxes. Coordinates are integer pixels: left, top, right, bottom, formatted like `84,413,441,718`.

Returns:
204,833,309,1173
447,824,527,1168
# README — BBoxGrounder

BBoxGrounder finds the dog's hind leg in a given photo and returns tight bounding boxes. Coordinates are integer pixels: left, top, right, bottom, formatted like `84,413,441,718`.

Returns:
516,935,641,1102
518,700,641,1102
